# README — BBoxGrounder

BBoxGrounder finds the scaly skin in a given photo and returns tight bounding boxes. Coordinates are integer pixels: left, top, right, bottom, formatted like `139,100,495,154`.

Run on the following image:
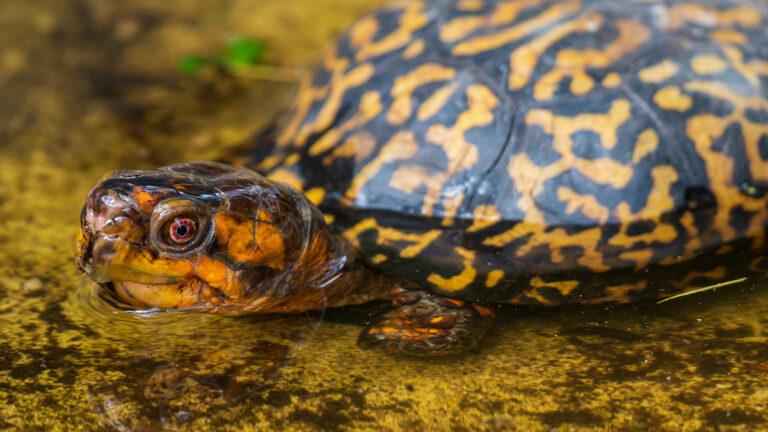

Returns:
76,162,390,313
76,161,492,355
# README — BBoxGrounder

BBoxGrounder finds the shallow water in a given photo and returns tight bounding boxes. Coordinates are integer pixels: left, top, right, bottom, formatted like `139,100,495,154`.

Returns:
2,0,768,430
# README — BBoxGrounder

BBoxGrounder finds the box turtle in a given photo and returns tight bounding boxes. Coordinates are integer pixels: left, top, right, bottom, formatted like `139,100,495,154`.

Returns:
76,0,768,355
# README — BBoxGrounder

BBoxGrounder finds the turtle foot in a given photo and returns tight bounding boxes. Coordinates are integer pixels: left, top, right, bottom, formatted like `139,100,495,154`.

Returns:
358,289,494,356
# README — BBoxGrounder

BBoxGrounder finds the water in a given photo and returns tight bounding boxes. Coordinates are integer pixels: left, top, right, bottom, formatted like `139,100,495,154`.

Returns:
2,0,768,430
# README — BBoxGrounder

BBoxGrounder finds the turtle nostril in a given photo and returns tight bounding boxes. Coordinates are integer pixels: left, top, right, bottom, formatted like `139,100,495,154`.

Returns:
84,188,133,234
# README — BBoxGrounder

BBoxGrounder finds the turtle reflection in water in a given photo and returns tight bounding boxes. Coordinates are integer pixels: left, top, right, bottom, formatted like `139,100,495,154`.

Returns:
76,0,768,356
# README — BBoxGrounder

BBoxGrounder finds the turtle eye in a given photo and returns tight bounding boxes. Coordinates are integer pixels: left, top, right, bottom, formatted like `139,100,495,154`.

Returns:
150,199,210,254
169,218,196,243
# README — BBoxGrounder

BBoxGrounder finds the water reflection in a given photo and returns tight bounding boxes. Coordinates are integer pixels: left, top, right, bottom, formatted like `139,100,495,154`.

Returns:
63,282,321,430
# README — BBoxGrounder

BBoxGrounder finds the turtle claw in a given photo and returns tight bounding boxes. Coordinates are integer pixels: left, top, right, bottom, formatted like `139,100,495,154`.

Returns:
358,290,494,356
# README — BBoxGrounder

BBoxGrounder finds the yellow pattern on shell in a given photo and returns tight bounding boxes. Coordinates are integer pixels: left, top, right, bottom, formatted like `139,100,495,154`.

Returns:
427,247,477,292
485,269,505,287
653,86,693,111
638,59,679,83
344,218,441,259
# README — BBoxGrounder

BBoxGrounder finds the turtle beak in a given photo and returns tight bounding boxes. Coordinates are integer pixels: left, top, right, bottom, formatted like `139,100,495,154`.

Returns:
75,183,208,311
75,187,148,280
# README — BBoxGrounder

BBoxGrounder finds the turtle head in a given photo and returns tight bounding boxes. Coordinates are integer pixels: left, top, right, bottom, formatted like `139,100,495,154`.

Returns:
76,161,332,314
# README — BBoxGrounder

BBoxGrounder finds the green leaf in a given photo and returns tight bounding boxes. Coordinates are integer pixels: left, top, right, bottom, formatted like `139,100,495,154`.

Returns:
223,37,266,69
177,55,211,75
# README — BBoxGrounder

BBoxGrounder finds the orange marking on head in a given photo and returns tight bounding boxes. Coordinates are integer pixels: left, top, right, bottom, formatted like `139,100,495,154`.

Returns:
130,187,159,213
254,222,286,269
214,213,255,262
214,212,285,271
99,235,195,283
194,255,240,296
256,209,272,222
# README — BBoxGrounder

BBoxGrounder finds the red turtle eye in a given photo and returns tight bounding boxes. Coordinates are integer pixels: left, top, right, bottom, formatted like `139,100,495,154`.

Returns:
169,218,196,243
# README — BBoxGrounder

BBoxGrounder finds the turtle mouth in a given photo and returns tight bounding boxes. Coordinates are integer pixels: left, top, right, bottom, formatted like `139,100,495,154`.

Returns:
96,278,218,312
98,281,144,310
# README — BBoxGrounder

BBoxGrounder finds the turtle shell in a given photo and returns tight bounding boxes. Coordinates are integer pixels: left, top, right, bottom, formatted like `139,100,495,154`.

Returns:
251,0,768,305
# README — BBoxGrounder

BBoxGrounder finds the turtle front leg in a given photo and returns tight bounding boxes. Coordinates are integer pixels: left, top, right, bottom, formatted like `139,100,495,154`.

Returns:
358,288,495,356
